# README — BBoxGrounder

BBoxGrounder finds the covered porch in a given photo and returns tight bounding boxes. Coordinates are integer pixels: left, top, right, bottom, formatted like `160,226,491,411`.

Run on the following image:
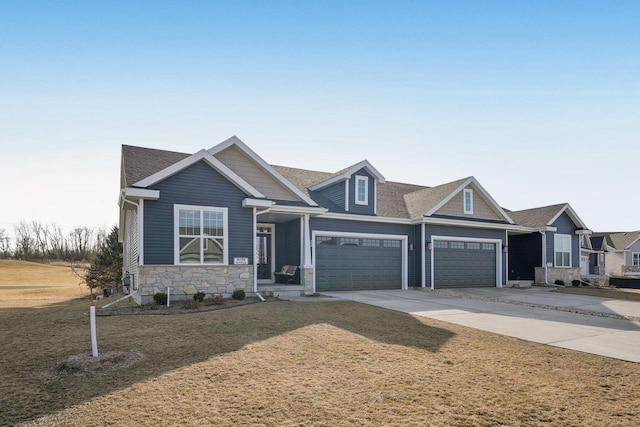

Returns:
250,204,325,296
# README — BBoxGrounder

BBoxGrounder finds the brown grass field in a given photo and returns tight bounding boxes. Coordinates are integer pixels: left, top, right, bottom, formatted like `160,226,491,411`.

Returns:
1,260,640,426
555,286,640,301
0,260,90,308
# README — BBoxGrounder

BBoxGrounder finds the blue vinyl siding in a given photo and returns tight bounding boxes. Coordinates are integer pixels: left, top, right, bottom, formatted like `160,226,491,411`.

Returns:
309,217,418,286
348,168,375,215
311,183,346,212
424,225,506,285
143,161,254,265
546,212,579,267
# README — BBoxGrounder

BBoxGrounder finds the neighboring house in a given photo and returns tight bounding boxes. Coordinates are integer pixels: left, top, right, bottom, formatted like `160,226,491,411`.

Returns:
591,231,640,276
580,235,606,275
119,136,591,304
505,203,591,285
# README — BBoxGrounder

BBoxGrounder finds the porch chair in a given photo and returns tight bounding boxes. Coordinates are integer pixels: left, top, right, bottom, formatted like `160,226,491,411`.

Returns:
274,265,298,284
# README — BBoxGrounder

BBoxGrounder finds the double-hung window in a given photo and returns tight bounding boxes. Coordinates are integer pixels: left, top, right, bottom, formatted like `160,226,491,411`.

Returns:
175,205,228,265
355,175,368,205
554,234,571,267
633,253,640,266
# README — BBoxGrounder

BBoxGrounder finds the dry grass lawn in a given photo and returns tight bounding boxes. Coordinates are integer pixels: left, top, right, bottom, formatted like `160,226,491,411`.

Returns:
0,260,90,308
555,286,640,301
1,261,640,426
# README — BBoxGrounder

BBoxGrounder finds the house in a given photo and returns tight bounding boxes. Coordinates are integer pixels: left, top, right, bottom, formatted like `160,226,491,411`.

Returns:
506,203,591,285
580,234,607,275
590,231,640,276
119,136,592,304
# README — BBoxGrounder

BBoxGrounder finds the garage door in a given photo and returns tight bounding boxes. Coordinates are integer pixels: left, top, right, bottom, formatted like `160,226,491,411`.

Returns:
315,236,403,291
433,240,497,288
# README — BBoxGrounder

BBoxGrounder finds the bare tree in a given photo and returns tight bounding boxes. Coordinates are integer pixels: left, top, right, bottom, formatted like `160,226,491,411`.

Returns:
68,226,93,261
0,228,11,258
14,221,35,259
31,221,49,259
47,223,67,260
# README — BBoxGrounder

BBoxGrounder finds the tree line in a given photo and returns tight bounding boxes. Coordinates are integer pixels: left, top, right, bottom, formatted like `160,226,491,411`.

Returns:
0,221,109,262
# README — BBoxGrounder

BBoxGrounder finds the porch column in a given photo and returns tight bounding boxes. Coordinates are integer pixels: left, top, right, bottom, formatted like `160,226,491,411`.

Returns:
303,214,312,267
300,214,314,294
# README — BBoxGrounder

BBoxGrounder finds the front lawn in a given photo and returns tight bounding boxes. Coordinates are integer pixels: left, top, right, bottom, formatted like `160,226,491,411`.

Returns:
2,296,639,426
554,286,640,301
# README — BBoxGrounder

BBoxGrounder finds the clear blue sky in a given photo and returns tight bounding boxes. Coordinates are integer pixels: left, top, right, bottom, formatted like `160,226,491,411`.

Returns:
1,0,638,236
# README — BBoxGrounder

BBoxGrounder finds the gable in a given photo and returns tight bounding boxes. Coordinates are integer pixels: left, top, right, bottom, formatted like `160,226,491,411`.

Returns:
627,238,640,253
433,183,503,221
214,145,300,202
550,212,578,234
348,167,376,215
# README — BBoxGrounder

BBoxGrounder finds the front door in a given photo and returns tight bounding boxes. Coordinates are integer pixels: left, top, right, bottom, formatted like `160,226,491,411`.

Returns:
580,256,589,276
256,224,274,283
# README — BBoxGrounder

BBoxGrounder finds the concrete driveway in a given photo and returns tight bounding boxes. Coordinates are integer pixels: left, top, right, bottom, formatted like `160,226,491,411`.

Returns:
321,287,640,363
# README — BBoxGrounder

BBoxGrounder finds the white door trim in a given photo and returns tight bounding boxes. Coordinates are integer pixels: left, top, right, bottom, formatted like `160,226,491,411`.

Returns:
256,223,275,284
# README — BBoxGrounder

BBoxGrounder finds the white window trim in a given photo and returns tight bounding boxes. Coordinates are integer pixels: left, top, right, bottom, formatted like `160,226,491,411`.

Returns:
355,175,368,205
463,189,473,214
554,234,572,268
633,252,640,266
174,204,229,265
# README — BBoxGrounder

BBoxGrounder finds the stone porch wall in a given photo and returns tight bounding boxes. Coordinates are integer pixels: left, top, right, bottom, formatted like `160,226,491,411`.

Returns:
622,265,640,276
135,265,254,305
535,267,581,285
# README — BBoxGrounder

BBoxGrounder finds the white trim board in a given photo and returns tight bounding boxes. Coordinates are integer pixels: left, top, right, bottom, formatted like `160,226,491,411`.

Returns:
134,149,264,198
311,230,408,293
308,160,386,192
208,136,319,206
256,223,276,284
355,175,369,205
425,177,515,224
547,203,589,230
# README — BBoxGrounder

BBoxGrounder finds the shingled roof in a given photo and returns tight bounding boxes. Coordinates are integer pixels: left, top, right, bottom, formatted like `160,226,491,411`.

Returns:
273,165,428,218
402,177,469,219
121,144,550,224
122,145,189,187
592,231,640,251
506,203,568,228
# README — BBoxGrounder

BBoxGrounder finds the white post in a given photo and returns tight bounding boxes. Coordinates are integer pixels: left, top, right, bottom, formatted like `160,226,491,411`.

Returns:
303,214,312,267
167,286,171,307
90,305,98,358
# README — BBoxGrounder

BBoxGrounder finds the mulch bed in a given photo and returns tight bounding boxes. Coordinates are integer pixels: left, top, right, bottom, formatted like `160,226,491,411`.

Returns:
95,296,281,316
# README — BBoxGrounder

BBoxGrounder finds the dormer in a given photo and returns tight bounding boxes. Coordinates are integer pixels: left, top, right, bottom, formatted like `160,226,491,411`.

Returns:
308,160,385,215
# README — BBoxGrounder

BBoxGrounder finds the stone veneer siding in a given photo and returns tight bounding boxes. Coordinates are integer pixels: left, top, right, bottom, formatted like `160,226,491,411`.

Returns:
300,267,314,294
622,265,640,275
535,267,581,285
135,265,254,305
